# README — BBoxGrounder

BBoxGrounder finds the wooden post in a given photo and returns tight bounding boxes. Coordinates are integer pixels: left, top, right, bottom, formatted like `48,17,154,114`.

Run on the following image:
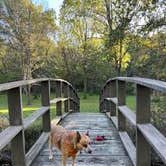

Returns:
136,84,151,166
99,94,101,112
41,81,51,132
110,80,116,116
7,87,26,166
69,87,74,111
56,101,62,116
117,80,126,131
63,83,69,113
105,83,111,112
55,81,62,116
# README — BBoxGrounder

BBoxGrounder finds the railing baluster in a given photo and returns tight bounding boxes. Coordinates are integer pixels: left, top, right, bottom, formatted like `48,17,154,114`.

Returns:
63,83,69,113
69,87,74,111
117,80,126,131
136,84,151,166
110,80,116,116
55,81,62,116
7,87,26,166
41,81,51,132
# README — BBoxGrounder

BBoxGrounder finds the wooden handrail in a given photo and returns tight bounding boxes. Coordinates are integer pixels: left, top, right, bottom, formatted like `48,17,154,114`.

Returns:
0,78,80,166
100,77,166,166
0,78,79,100
102,77,166,92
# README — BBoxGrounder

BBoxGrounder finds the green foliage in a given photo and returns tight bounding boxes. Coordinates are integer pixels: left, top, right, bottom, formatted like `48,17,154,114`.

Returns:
0,0,165,94
0,0,57,82
151,95,166,135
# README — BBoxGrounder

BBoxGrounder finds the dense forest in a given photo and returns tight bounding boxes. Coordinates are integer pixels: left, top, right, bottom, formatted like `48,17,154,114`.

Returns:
0,0,165,94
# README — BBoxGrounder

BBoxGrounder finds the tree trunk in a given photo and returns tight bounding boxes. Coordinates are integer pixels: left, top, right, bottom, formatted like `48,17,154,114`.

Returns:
117,38,122,76
83,76,87,99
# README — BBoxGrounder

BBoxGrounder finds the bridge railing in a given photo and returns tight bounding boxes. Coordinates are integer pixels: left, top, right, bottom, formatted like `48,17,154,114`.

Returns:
99,77,166,166
0,78,79,166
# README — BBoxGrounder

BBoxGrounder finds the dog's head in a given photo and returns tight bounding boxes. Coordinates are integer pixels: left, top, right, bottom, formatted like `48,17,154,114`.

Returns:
73,131,92,154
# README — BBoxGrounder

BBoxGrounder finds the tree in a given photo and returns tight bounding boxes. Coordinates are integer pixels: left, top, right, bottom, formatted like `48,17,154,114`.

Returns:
0,0,57,104
59,0,105,98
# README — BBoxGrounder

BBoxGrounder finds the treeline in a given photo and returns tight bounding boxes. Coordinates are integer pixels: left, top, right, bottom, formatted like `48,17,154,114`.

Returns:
0,0,165,94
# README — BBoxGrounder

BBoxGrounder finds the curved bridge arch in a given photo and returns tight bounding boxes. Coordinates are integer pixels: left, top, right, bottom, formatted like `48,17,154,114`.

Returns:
0,77,166,166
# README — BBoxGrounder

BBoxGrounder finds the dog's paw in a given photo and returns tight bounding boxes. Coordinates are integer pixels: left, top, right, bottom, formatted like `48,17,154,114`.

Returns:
49,155,53,160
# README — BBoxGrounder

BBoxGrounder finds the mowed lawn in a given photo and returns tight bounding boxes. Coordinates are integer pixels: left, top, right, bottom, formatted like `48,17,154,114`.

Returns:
79,93,135,112
0,93,136,117
0,93,57,118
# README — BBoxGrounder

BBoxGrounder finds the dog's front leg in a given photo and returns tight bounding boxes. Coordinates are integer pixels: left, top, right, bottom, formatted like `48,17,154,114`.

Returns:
48,136,53,160
61,154,67,166
72,155,76,166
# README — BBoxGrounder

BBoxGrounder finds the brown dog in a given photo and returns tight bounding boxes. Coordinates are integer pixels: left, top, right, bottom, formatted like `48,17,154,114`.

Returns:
49,125,92,166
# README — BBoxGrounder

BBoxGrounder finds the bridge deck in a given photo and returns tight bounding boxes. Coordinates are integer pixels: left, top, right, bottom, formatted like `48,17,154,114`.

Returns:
32,113,133,166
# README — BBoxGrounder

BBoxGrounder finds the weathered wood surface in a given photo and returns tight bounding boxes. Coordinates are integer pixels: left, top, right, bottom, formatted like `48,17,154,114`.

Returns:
119,132,136,166
118,106,136,127
103,77,166,92
50,97,68,104
23,106,49,129
26,132,49,166
0,126,22,150
32,113,132,166
138,124,166,164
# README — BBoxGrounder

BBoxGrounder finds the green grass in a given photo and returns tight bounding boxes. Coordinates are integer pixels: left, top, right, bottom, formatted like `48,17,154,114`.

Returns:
0,93,136,117
126,95,136,111
0,93,56,118
79,93,99,112
79,93,136,112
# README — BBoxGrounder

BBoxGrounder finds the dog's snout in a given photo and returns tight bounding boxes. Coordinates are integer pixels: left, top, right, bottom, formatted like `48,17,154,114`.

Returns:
88,149,92,154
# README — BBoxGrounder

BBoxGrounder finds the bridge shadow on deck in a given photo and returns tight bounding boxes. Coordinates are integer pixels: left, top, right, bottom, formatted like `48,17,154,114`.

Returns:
32,113,132,166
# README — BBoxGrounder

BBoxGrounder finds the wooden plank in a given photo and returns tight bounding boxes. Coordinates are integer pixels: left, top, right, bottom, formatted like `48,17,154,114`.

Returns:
0,126,22,150
106,113,118,129
101,97,118,105
7,87,26,166
51,111,73,126
26,132,49,166
32,112,133,166
136,84,151,166
117,80,126,131
118,106,136,127
33,155,132,166
41,81,51,132
117,77,166,92
63,83,69,112
138,123,166,164
110,97,118,105
104,77,166,93
23,106,49,129
0,78,48,92
111,116,118,129
50,79,79,100
50,97,68,104
119,131,136,166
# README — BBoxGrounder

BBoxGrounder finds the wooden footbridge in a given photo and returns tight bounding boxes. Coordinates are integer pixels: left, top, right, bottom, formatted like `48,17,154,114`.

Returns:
0,77,166,166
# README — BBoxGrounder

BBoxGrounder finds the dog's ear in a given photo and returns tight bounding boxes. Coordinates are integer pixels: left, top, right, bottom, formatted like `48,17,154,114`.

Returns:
73,131,81,149
85,131,89,136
